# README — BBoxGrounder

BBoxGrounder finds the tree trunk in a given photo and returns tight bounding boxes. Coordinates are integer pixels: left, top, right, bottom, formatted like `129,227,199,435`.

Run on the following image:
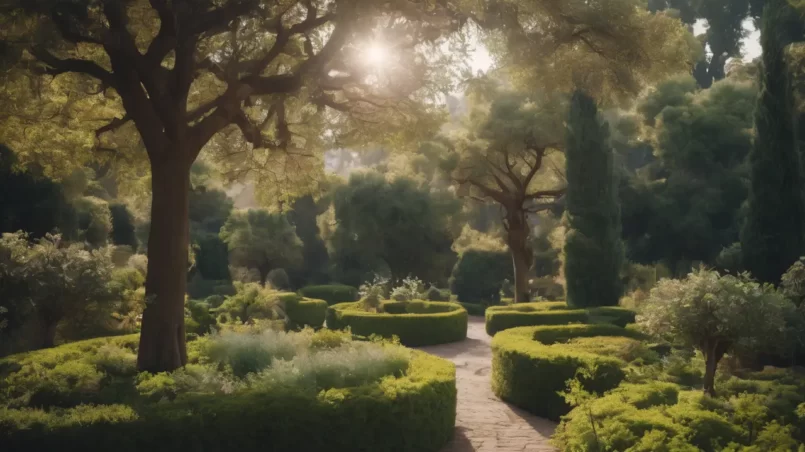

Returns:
259,266,270,287
506,209,533,304
702,341,727,397
137,156,191,373
39,317,59,349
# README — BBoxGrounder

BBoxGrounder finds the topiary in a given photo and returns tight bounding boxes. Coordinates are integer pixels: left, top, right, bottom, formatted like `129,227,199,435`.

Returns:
267,268,291,291
449,249,511,305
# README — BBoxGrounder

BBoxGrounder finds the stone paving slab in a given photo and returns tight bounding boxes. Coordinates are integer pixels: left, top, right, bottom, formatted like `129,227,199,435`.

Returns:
418,318,557,452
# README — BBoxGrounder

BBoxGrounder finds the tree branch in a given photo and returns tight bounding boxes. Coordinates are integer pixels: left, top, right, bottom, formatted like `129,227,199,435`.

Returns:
95,115,131,137
30,47,115,87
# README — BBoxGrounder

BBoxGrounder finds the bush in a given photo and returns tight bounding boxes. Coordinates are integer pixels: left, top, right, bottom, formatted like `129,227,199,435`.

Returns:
0,333,457,452
485,302,636,336
449,249,511,305
267,268,291,291
283,294,327,330
426,286,450,302
187,274,235,300
299,284,359,305
458,302,487,317
327,301,468,346
491,324,645,420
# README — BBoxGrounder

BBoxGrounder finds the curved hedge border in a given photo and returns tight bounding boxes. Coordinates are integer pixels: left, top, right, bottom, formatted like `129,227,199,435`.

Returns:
491,323,645,421
299,285,359,305
326,301,468,346
485,302,636,336
279,293,327,329
0,337,457,452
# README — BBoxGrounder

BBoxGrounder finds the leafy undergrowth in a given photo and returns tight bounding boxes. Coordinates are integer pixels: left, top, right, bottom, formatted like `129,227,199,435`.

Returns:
0,328,411,425
553,351,805,451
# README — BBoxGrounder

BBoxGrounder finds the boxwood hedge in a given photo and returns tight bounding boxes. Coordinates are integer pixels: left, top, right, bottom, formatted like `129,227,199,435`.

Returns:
280,293,327,329
485,301,636,336
0,335,457,452
299,285,359,305
326,301,468,346
491,323,646,420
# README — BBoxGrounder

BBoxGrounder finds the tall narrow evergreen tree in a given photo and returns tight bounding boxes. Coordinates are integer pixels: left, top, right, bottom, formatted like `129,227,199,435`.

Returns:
741,0,805,284
564,90,624,307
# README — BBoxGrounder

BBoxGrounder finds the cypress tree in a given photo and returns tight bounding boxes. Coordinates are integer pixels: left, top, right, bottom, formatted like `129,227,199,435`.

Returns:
564,90,624,307
741,0,805,284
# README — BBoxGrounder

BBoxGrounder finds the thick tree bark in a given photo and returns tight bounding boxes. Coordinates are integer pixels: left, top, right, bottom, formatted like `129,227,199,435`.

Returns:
702,341,727,397
506,210,533,304
137,155,191,373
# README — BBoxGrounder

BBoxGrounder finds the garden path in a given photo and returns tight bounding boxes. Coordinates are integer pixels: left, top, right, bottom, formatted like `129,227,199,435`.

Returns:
419,317,557,452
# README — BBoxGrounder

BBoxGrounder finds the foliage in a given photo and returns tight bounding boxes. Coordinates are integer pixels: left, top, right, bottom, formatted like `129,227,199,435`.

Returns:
491,324,646,420
0,232,120,351
781,258,805,306
482,0,695,105
186,274,235,300
284,296,328,330
286,195,330,288
219,210,303,285
266,268,291,291
298,285,359,306
327,172,458,286
564,90,624,307
623,76,757,272
425,286,450,302
389,276,426,302
358,275,389,312
741,0,805,284
485,302,637,336
214,283,286,325
74,197,112,248
327,301,468,346
0,332,457,452
0,146,77,240
449,249,512,305
108,203,138,251
638,268,793,394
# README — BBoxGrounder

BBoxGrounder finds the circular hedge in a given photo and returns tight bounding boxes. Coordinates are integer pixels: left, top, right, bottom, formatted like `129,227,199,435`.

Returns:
0,335,457,452
326,300,468,346
485,301,636,336
491,323,646,421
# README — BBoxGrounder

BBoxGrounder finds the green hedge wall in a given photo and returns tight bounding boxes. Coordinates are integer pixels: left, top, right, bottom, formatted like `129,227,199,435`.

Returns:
0,338,457,452
280,293,327,329
326,301,468,346
485,302,636,336
299,285,359,305
491,324,645,421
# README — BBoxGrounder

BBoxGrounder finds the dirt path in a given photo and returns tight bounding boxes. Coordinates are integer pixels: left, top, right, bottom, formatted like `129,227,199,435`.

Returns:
419,317,557,452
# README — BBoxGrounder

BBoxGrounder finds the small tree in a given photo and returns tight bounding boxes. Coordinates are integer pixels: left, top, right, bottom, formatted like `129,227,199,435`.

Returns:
638,268,791,396
220,209,303,286
564,90,624,308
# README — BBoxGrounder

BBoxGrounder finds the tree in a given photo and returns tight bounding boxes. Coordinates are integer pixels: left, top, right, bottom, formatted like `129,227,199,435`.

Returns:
0,146,78,239
109,203,138,250
327,171,457,286
638,268,791,396
564,90,624,308
220,209,303,286
622,76,757,272
287,194,330,287
74,196,113,248
741,0,805,284
0,0,461,372
0,232,117,349
439,88,566,303
189,186,234,281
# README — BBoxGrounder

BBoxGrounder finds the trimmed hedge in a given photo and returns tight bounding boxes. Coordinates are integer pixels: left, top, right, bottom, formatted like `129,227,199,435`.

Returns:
327,301,468,346
491,323,645,421
458,302,487,317
281,293,327,329
485,301,636,336
0,335,457,452
299,284,359,305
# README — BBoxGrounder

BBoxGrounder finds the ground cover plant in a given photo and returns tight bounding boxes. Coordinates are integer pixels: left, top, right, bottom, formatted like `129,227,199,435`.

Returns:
0,327,457,452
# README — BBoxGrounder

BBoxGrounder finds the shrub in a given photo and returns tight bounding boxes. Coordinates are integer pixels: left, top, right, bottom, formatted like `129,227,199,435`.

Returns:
491,324,644,420
187,274,235,300
185,300,217,336
327,301,468,346
426,286,450,302
284,295,327,329
214,283,285,325
638,268,792,395
267,268,291,290
485,301,636,336
458,302,486,317
389,276,425,302
449,249,511,305
0,333,457,452
299,284,359,305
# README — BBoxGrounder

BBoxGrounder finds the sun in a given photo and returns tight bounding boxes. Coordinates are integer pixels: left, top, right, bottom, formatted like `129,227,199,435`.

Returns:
364,41,390,68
